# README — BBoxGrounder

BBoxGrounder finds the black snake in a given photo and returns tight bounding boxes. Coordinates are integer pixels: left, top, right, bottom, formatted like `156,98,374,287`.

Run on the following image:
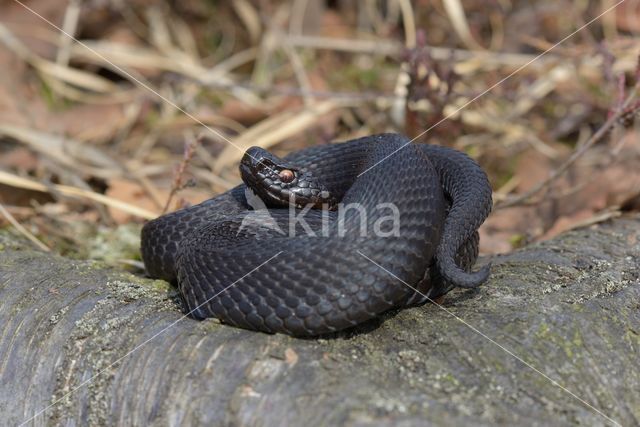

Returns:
141,133,492,336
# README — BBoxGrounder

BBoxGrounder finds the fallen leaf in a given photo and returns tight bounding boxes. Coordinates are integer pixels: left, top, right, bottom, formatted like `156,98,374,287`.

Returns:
106,178,211,224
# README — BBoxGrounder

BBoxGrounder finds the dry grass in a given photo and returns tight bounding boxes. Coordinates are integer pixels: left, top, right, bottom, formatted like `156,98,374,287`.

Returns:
0,0,639,260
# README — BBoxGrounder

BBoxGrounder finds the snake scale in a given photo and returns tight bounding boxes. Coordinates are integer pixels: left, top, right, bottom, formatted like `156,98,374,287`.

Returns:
141,133,492,336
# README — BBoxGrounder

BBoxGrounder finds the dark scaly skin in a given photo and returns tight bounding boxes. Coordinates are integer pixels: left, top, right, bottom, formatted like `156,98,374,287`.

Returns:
422,145,493,287
140,134,492,336
141,186,247,282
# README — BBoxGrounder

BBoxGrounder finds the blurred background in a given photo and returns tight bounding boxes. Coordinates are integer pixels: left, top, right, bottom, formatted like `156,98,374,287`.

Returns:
0,0,639,268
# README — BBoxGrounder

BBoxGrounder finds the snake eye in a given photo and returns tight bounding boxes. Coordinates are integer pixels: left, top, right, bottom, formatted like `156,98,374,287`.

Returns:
278,169,295,183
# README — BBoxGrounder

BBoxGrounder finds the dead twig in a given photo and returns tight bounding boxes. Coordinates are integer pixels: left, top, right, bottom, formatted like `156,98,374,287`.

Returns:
496,95,638,209
498,54,640,210
162,136,201,214
0,203,50,252
0,170,157,219
443,0,483,50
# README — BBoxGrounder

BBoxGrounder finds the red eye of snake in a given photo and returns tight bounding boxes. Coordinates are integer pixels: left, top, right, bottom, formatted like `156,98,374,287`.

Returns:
278,169,295,183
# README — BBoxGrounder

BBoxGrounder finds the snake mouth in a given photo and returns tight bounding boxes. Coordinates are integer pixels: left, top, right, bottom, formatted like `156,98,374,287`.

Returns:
245,184,314,210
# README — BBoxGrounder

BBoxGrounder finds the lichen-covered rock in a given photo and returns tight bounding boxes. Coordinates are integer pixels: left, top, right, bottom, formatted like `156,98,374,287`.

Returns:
1,216,639,426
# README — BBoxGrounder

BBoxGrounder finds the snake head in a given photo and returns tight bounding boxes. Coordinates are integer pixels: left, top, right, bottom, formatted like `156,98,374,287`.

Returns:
240,146,337,209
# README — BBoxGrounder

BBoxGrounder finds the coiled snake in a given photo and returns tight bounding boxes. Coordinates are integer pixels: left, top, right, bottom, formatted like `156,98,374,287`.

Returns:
141,134,492,336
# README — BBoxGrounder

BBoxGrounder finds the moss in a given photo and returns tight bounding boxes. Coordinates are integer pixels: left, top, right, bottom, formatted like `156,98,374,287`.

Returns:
537,322,551,339
0,228,29,251
624,328,639,348
87,224,142,264
327,59,389,92
508,233,527,249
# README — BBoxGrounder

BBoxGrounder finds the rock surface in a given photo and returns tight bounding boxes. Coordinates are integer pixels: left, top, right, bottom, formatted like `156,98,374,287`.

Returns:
1,216,639,426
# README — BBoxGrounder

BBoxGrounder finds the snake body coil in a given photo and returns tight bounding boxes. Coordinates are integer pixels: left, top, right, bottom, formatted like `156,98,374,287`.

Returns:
141,134,492,336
